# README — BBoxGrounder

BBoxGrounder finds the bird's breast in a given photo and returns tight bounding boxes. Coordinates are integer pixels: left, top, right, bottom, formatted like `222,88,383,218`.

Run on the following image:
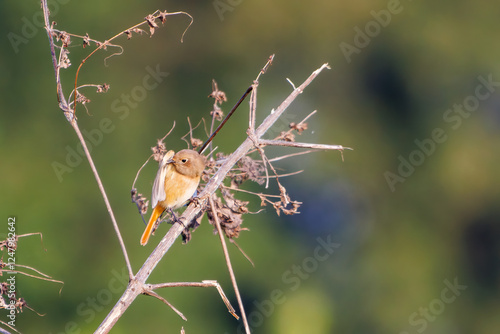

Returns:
160,171,200,209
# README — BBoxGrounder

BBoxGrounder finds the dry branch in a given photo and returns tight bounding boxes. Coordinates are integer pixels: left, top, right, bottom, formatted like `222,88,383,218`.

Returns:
95,62,339,333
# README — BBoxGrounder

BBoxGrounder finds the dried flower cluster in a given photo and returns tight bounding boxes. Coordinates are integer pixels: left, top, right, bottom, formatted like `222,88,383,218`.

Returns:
208,80,227,121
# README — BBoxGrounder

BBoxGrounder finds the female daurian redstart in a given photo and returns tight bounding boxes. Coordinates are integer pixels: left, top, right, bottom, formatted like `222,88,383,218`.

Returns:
140,149,206,246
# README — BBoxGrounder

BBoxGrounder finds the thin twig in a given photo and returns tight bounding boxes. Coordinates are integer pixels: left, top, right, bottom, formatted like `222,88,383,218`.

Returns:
71,121,134,279
15,232,46,251
209,196,251,334
221,185,281,199
255,170,304,179
132,121,176,190
0,320,18,334
147,280,238,319
267,149,316,162
160,121,177,142
7,264,51,279
0,269,64,287
249,82,257,132
250,54,274,130
229,239,255,267
199,86,253,155
132,155,154,190
143,290,187,321
259,139,351,151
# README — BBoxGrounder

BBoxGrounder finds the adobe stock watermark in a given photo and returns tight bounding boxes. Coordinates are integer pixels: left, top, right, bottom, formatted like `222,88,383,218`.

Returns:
7,0,71,54
48,266,129,334
399,277,467,334
213,0,244,21
340,0,413,64
228,235,340,334
384,74,499,192
51,64,169,182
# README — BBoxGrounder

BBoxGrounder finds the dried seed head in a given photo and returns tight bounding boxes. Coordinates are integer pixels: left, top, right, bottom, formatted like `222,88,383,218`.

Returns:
280,131,295,142
289,122,308,133
83,33,90,48
151,139,167,162
131,188,149,215
145,14,159,36
191,137,203,149
210,106,224,121
76,91,90,105
158,11,168,24
96,83,110,93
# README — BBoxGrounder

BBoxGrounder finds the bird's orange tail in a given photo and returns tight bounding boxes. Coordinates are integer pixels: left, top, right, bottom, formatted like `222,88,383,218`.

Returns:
141,205,164,246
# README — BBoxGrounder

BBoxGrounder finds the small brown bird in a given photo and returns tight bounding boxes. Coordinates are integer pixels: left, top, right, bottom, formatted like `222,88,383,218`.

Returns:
140,149,206,246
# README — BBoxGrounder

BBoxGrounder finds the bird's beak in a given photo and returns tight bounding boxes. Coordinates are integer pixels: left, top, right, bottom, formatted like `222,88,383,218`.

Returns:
160,150,175,166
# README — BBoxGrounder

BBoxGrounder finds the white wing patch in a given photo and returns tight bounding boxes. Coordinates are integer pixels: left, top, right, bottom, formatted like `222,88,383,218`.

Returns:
151,150,175,208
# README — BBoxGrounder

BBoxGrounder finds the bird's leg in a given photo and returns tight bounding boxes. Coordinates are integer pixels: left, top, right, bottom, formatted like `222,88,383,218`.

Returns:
168,208,187,228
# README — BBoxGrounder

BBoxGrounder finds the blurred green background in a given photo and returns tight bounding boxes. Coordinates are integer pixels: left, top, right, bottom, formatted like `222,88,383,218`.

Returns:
1,0,500,333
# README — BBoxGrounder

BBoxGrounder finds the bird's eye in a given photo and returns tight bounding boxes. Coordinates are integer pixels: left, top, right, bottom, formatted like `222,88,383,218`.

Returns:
181,158,188,163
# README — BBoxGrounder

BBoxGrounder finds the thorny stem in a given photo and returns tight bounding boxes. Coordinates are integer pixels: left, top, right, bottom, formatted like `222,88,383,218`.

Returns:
209,196,251,334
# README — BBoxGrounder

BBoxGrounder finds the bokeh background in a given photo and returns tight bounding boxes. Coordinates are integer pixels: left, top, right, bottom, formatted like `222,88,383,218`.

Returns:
1,0,500,333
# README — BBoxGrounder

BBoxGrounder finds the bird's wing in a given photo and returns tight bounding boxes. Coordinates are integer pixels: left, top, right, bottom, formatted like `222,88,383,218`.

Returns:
151,150,175,208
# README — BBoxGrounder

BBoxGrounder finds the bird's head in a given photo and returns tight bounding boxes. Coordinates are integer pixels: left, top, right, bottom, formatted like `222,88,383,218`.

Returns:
169,149,206,178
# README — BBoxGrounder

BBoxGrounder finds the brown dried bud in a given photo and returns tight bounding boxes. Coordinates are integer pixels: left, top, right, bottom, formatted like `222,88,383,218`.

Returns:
191,137,203,148
131,188,149,215
145,14,158,36
158,11,168,24
76,91,90,105
279,131,295,142
151,139,167,162
96,83,110,93
83,33,90,48
289,122,308,133
57,31,71,47
58,49,71,69
210,106,224,121
208,80,228,105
